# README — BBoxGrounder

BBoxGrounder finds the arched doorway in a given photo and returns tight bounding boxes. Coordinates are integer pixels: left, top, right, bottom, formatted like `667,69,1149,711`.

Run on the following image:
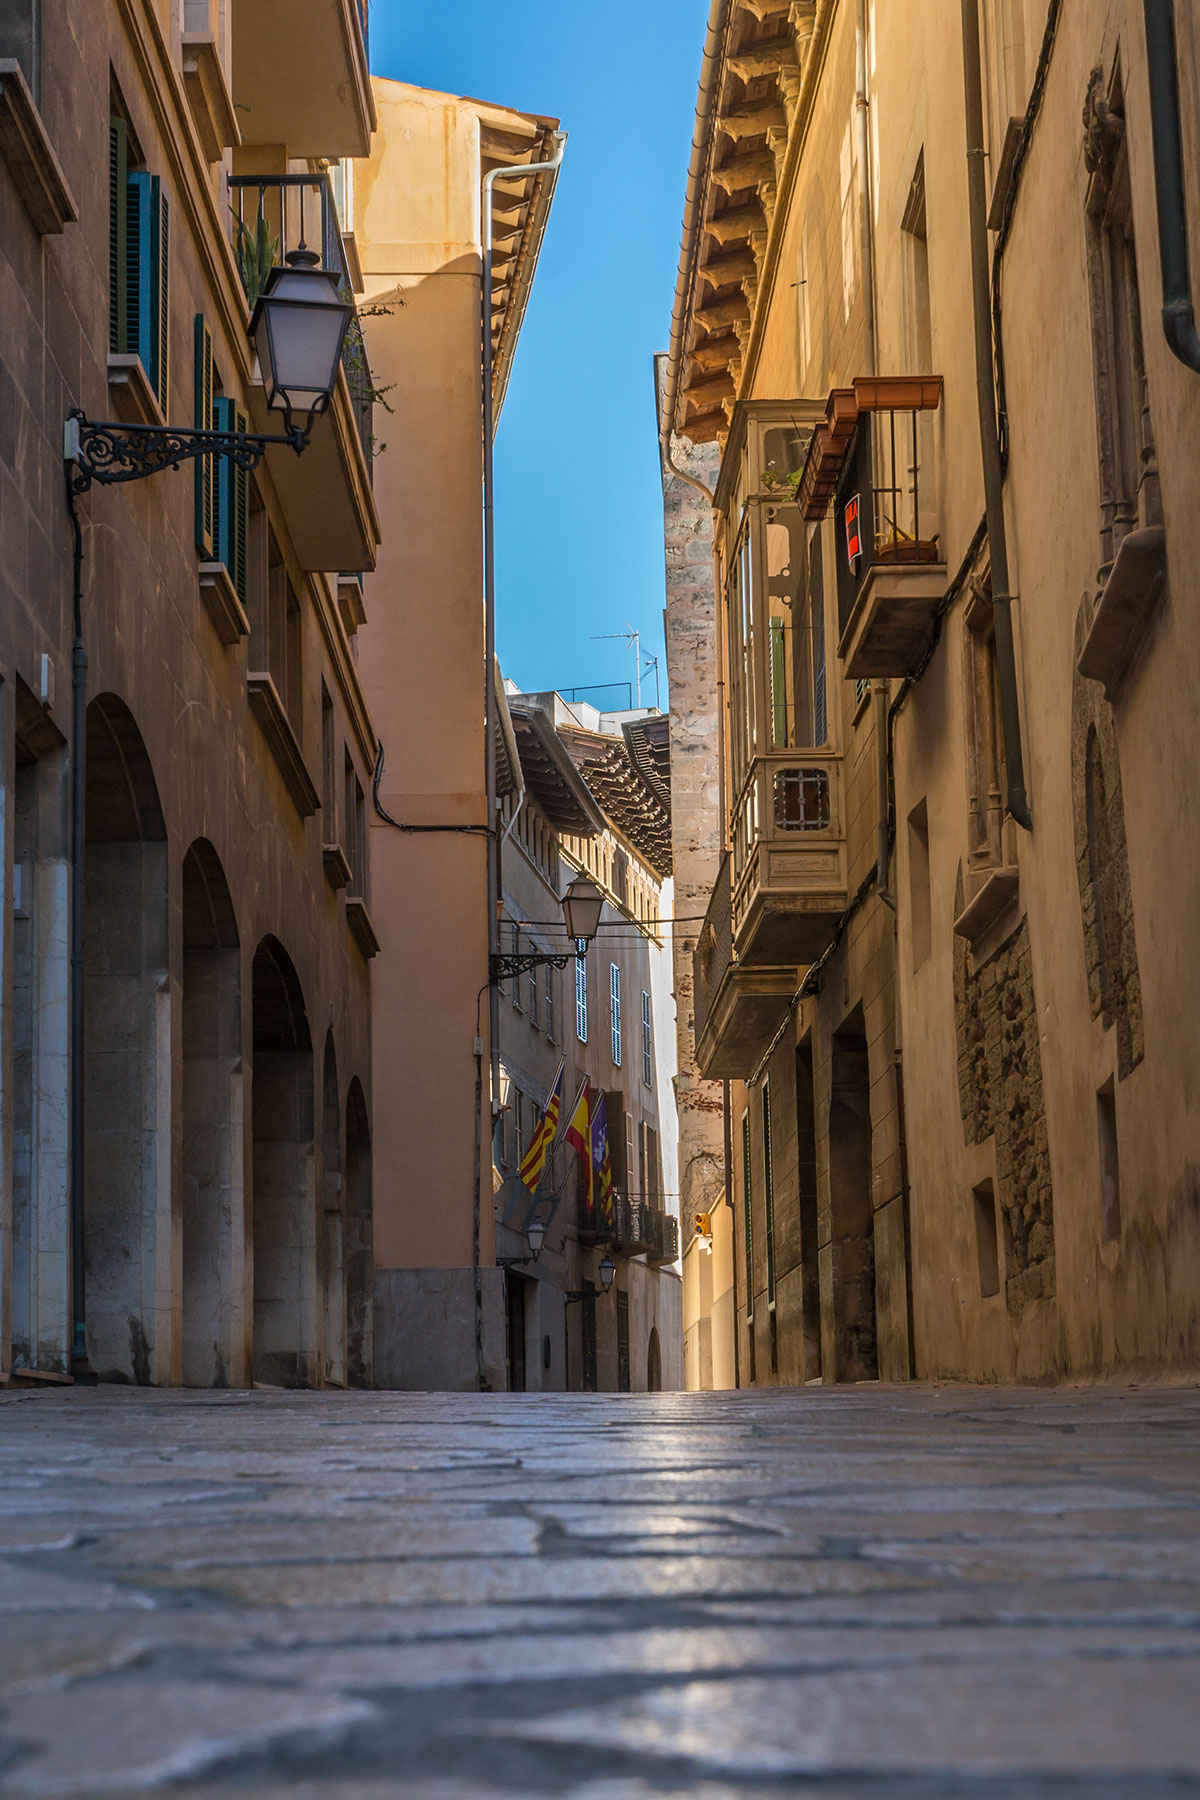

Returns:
251,937,316,1387
181,841,241,1387
345,1077,373,1388
647,1326,662,1392
321,1032,346,1387
83,695,168,1383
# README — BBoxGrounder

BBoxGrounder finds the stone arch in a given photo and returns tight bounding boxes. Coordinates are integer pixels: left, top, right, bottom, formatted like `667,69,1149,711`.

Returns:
83,695,169,1383
321,1032,346,1387
181,840,242,1387
646,1326,662,1392
1071,597,1144,1079
345,1076,374,1388
251,936,317,1387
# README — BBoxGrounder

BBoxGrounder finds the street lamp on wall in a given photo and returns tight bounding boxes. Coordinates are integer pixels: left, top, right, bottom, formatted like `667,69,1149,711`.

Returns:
65,251,354,493
565,1253,616,1304
489,874,606,986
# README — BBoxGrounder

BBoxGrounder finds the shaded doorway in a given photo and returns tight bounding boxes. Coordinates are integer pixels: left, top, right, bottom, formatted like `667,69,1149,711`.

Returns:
828,1008,878,1380
251,937,316,1387
505,1272,527,1391
647,1326,662,1392
344,1076,374,1387
796,1041,823,1380
321,1033,345,1388
83,695,168,1383
616,1289,631,1392
181,841,242,1386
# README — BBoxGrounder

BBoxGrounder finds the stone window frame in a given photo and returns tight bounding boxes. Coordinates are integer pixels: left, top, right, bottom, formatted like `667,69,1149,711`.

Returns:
1082,56,1161,578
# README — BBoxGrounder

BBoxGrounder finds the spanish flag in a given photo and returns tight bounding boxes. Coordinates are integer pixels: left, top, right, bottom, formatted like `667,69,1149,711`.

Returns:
564,1079,593,1219
519,1058,565,1193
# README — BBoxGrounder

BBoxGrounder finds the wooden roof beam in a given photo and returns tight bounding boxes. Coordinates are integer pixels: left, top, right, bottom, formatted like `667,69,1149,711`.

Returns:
727,40,799,82
699,249,758,291
711,150,777,194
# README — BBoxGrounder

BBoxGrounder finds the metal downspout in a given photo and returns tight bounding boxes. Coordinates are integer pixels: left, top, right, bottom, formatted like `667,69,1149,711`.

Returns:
855,0,895,906
960,0,1033,831
1143,0,1200,372
479,133,566,1387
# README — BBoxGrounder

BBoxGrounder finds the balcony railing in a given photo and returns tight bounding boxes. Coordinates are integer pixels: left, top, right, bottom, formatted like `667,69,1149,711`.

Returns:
799,376,945,678
729,750,846,965
228,173,373,473
576,1191,678,1263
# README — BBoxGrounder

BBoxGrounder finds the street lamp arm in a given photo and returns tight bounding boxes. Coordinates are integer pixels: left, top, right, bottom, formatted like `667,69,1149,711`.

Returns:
65,409,305,495
488,950,572,985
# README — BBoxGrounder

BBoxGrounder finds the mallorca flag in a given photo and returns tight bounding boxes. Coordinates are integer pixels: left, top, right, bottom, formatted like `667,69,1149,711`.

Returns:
519,1058,565,1193
591,1092,614,1229
564,1080,593,1220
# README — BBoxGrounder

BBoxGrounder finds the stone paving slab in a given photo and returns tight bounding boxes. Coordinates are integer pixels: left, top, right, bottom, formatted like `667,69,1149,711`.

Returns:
1,1385,1199,1797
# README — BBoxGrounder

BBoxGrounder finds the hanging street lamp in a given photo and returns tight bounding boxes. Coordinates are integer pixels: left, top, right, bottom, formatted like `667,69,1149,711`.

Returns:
65,250,354,493
489,873,606,986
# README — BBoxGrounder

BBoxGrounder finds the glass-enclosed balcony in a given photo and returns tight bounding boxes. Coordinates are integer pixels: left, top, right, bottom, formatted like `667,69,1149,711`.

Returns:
717,400,849,975
798,376,945,677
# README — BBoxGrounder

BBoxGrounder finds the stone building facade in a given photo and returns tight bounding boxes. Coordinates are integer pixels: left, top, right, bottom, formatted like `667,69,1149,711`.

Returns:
663,0,1200,1385
492,689,682,1395
0,0,379,1387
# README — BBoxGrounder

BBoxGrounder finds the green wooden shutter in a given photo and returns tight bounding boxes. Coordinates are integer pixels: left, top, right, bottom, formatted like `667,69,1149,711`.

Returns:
126,171,151,370
193,316,214,558
213,397,249,603
108,119,128,355
156,188,170,412
770,617,788,748
742,1111,754,1324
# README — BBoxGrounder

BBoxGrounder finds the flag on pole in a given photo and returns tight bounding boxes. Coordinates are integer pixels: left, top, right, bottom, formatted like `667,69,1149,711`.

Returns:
518,1057,565,1192
564,1079,592,1220
590,1091,614,1228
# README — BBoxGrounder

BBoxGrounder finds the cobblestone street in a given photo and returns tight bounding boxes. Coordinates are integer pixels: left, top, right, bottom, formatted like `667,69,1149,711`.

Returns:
1,1386,1200,1797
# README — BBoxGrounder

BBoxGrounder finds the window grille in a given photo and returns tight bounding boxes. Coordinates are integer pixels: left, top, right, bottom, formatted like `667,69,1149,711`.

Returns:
641,991,653,1088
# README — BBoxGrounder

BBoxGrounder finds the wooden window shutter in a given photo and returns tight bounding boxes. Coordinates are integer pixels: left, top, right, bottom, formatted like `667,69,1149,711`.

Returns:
193,315,214,558
212,396,249,603
155,187,170,412
108,119,128,355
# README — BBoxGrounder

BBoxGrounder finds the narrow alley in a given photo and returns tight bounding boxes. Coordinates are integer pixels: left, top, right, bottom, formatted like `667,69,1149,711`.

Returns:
2,1385,1199,1796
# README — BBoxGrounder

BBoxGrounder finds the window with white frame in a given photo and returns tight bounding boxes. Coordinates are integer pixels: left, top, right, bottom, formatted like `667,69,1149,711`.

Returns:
641,991,653,1088
610,963,622,1066
575,955,587,1043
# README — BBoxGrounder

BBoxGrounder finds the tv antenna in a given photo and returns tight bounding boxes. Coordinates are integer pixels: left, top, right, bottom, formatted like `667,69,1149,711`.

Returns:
591,624,660,710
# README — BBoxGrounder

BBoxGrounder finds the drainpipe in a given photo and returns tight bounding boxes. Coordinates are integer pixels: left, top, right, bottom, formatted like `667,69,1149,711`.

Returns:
854,0,895,905
1143,0,1200,372
960,0,1033,831
479,133,566,1386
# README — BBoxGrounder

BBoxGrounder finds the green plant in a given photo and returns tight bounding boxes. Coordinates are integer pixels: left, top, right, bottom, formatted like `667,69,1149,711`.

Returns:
233,211,279,307
759,462,803,497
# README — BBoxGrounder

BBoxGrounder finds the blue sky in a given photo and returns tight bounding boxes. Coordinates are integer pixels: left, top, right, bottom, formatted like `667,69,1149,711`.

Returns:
368,1,709,711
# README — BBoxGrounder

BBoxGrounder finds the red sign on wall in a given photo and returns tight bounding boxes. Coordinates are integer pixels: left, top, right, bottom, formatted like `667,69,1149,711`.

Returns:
844,493,862,570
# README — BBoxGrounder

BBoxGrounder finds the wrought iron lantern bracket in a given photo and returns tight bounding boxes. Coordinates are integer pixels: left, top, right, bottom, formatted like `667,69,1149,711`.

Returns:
488,948,576,986
64,408,307,497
